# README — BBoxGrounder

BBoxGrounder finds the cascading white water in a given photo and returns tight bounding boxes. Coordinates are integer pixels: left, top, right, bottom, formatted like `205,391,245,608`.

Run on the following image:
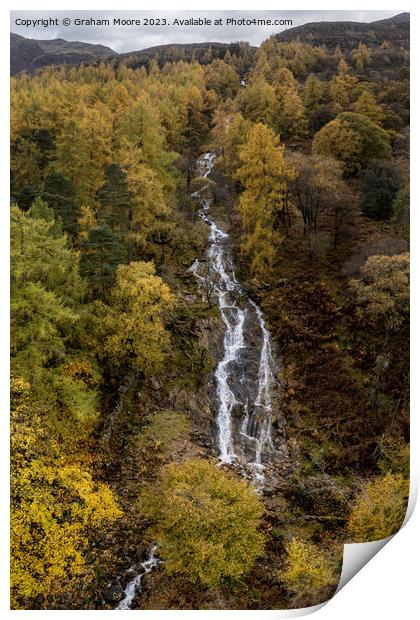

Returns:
191,153,278,481
116,546,160,610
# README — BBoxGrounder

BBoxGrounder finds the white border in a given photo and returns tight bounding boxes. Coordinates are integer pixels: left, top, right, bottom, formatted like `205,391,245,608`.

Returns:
2,2,417,618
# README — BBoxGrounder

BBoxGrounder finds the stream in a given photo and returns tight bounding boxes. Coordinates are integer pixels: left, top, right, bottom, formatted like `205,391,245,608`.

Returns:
113,152,282,609
190,152,279,482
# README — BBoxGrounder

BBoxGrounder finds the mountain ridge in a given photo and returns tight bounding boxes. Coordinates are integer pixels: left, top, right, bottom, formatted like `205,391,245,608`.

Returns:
10,12,409,76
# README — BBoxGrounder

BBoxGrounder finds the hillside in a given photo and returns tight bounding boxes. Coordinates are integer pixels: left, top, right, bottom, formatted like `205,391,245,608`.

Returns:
117,41,256,69
275,12,409,50
10,33,117,75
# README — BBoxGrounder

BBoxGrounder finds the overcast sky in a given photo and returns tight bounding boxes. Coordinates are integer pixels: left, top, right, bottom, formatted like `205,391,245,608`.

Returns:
10,10,404,53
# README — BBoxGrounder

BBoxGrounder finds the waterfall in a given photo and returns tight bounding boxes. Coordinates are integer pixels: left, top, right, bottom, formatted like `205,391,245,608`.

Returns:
191,153,279,482
116,546,160,610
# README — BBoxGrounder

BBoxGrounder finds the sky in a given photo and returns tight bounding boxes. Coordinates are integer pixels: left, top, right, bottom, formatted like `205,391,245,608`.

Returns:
10,10,404,53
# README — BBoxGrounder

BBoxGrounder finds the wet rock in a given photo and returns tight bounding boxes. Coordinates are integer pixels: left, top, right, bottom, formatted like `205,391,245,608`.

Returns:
102,582,124,604
136,543,147,559
149,377,161,391
121,568,137,589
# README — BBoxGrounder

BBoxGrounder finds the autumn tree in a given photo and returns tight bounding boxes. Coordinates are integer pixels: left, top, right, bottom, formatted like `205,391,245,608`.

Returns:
354,90,384,125
118,95,177,191
287,152,347,235
118,140,173,262
11,204,83,375
348,472,409,541
11,203,102,442
205,58,239,99
11,136,45,195
238,78,277,125
236,123,296,275
10,377,122,608
280,538,337,601
303,73,325,110
139,459,265,587
102,261,174,374
349,251,409,407
274,86,308,139
78,103,113,196
329,59,357,113
349,252,409,332
53,118,91,202
217,112,253,179
312,112,392,175
351,42,371,72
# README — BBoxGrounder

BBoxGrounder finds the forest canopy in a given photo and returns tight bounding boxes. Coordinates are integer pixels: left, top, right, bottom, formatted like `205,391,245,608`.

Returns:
10,15,409,610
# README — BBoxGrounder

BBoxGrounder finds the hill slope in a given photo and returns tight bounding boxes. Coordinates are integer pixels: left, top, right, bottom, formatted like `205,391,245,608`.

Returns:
10,33,117,75
275,12,409,50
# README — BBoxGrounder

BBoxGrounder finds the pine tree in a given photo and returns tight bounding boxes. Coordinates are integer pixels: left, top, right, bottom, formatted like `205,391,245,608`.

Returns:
80,224,126,295
96,164,132,235
42,171,80,239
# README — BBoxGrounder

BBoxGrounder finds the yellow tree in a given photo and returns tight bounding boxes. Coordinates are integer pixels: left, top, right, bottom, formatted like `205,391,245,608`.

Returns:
280,538,337,600
139,458,265,587
249,48,272,81
238,78,277,125
78,103,114,200
217,112,253,178
274,87,308,138
10,377,122,608
329,59,357,113
312,113,391,175
236,123,296,276
11,137,44,194
118,138,174,261
117,94,177,191
103,261,175,374
349,253,409,332
348,472,409,541
204,58,239,99
304,73,325,110
52,118,91,202
354,90,384,125
267,68,308,138
352,42,372,72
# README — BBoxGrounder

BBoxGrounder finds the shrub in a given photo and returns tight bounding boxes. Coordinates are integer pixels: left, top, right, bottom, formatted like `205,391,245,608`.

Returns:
313,112,391,175
348,471,409,541
280,538,337,596
139,458,265,587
